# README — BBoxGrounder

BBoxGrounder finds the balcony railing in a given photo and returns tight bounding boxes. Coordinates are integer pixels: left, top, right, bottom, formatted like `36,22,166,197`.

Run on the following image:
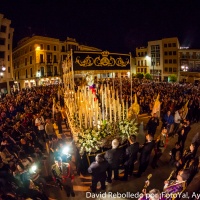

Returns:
40,73,61,78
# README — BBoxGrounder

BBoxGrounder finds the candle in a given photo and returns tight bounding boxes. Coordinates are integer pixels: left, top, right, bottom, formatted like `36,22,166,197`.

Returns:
126,100,128,119
118,103,121,121
122,100,125,120
114,99,116,122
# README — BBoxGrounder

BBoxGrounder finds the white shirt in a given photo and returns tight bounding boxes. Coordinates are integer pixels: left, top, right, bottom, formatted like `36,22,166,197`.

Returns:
35,116,45,130
174,111,181,123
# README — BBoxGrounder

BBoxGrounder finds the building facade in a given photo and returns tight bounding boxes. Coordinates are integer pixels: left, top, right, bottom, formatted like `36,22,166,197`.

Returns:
135,37,180,82
135,47,148,75
179,48,200,83
13,36,101,89
162,37,179,81
0,13,14,94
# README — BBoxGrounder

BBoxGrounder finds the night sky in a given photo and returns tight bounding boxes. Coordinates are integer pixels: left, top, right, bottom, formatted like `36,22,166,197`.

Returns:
1,0,200,54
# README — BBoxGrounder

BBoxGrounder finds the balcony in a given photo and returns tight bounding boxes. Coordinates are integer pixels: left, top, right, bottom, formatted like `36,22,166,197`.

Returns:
47,72,53,77
39,72,61,78
46,59,52,64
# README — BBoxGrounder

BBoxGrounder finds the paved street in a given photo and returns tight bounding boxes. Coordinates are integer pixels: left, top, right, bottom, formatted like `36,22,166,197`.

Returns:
44,115,200,200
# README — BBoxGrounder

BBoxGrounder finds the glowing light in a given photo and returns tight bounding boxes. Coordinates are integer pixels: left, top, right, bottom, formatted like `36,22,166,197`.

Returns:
62,146,70,155
30,165,37,173
35,46,41,51
2,66,6,71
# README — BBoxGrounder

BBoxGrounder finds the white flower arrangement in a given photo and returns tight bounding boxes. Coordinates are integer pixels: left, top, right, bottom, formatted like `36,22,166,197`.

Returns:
118,118,138,142
77,128,101,155
76,119,138,155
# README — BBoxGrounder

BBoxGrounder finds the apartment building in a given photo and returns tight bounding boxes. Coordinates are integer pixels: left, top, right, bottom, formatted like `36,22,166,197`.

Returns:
13,36,101,89
147,39,163,81
179,48,200,83
135,37,180,82
0,13,14,94
135,47,148,75
162,37,179,81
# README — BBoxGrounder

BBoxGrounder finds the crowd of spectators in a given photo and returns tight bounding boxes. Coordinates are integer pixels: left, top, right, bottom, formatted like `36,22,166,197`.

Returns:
0,85,61,199
0,79,200,199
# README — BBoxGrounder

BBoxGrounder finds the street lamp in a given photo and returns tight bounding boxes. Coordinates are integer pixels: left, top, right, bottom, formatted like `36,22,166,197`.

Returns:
181,65,188,72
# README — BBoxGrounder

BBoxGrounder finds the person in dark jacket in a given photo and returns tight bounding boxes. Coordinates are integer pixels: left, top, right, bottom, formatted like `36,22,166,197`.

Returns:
88,154,109,193
151,127,167,169
135,134,155,177
104,139,124,182
180,157,200,200
178,120,191,150
162,110,174,135
121,135,139,181
146,113,159,137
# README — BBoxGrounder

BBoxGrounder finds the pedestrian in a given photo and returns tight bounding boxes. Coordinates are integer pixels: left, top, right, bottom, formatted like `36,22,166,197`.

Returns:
121,135,139,181
162,110,174,136
88,154,109,193
135,134,155,177
104,139,124,182
151,127,167,168
51,156,75,197
54,108,63,134
45,118,55,141
178,120,191,150
146,113,159,138
35,113,46,142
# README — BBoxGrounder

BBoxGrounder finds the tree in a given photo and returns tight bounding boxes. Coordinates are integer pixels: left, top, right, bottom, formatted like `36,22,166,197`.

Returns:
168,74,177,82
144,73,152,80
132,73,136,78
136,73,144,79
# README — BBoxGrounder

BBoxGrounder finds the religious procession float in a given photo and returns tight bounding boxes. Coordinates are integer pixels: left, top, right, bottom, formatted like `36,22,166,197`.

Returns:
61,50,152,167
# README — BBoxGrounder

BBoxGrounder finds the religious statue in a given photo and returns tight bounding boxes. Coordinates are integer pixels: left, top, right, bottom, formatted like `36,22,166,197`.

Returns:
86,74,94,86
